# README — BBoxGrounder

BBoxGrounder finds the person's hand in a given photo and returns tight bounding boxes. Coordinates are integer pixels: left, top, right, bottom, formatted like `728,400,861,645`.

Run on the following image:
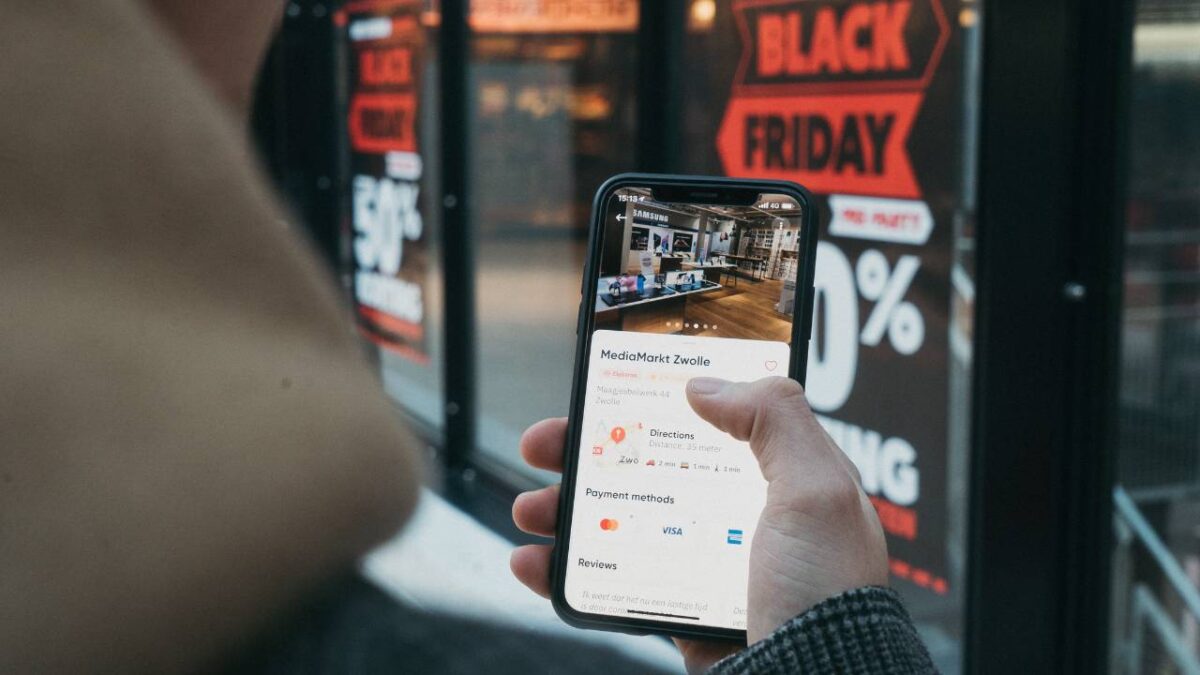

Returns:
508,417,743,672
510,377,888,673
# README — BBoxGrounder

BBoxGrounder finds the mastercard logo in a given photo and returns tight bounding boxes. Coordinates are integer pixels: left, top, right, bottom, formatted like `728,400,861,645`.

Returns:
599,518,620,531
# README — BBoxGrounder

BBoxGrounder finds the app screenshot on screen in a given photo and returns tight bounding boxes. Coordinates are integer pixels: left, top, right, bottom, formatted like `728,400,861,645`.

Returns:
564,186,805,630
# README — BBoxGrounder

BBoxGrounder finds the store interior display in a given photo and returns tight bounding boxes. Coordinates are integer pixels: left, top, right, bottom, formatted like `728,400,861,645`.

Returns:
597,193,804,342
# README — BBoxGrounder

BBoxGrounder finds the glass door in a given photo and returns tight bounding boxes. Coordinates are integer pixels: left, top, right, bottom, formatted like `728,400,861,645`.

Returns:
1109,2,1200,672
468,2,641,479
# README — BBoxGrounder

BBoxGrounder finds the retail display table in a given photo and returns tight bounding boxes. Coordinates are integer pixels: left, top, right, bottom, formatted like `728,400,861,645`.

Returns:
722,254,766,280
594,281,721,334
682,261,738,285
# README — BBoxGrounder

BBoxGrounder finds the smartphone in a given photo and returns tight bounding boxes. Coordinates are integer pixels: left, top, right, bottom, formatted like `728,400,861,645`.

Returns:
552,174,819,641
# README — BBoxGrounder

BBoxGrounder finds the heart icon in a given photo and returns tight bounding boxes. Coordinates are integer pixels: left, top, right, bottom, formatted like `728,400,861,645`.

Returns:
764,360,778,372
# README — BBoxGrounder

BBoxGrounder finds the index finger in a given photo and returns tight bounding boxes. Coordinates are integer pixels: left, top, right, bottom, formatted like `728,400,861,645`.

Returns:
519,417,568,473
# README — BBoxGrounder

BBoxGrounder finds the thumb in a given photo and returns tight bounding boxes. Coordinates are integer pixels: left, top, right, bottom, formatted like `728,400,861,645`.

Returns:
685,376,834,483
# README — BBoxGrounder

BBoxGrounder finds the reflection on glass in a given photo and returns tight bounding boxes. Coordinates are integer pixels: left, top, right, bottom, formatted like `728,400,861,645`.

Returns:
1110,4,1200,673
470,15,639,476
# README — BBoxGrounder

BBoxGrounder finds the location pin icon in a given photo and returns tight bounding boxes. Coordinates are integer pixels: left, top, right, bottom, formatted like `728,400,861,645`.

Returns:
611,426,626,443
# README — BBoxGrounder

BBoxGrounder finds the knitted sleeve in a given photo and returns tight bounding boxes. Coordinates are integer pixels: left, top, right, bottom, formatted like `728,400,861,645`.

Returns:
709,587,937,674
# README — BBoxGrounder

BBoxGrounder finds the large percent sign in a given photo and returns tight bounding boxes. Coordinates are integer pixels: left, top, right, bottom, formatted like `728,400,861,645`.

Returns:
855,250,925,355
807,242,926,413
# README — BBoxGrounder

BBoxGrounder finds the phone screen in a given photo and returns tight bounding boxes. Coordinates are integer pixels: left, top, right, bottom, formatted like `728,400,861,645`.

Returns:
562,184,809,633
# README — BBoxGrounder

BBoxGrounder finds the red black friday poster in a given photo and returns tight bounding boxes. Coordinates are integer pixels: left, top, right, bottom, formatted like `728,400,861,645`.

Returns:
684,0,976,620
337,0,431,364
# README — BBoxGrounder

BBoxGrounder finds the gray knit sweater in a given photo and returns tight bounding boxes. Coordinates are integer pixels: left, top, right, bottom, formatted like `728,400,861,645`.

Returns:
710,587,936,674
225,576,936,674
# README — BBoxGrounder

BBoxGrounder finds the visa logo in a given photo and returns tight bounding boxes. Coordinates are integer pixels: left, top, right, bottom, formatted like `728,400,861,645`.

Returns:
662,526,684,535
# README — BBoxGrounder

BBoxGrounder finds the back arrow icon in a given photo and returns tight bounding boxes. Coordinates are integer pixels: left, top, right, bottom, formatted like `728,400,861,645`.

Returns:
616,214,626,222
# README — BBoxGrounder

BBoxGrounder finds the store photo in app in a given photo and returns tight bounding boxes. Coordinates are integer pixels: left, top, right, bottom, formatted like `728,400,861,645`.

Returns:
594,187,806,343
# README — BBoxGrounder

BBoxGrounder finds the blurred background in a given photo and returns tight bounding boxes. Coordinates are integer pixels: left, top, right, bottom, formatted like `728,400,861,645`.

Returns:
250,1,1198,672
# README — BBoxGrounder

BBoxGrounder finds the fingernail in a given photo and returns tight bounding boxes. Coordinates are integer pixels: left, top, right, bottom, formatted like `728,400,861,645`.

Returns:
688,377,729,395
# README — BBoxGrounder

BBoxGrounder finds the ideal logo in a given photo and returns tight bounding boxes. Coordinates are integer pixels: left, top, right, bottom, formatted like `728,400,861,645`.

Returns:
662,526,684,536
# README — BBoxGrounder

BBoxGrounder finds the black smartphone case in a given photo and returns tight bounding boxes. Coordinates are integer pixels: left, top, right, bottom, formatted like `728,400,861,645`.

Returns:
551,173,821,642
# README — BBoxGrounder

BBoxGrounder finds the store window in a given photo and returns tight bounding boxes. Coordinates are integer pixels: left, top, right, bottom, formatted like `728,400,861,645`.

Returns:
677,0,981,671
336,1,446,435
469,1,640,476
1109,2,1200,672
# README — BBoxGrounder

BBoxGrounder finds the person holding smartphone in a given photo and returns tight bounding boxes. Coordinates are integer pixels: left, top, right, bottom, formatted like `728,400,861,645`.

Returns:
508,173,935,672
0,2,935,674
511,376,934,673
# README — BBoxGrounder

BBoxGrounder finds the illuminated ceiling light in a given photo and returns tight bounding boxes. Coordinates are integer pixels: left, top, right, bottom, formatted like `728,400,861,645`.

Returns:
689,0,717,32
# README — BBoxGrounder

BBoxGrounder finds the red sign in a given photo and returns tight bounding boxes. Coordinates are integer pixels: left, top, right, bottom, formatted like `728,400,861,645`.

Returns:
359,46,415,87
469,0,639,33
718,0,949,198
718,92,921,197
340,0,430,364
349,92,418,154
